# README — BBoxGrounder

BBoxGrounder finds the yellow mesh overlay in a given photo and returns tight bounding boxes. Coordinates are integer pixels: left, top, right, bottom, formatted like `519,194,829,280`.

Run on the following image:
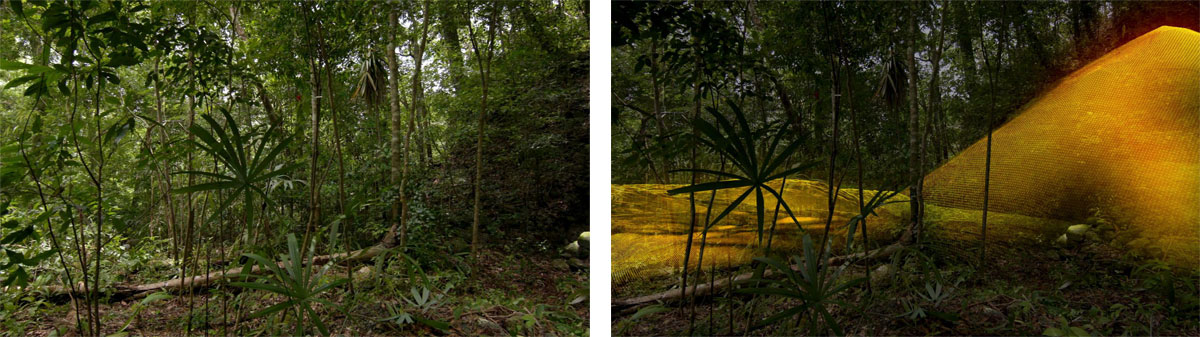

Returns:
612,27,1200,284
611,181,877,284
923,26,1200,266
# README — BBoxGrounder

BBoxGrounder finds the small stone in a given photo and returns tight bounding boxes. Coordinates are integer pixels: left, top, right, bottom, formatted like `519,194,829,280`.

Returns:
475,317,503,333
569,295,586,306
1067,224,1090,236
981,306,1005,321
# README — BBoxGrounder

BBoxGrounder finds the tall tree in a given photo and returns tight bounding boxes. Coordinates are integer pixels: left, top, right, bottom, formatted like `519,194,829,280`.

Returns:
467,2,499,256
301,3,324,248
438,2,466,93
906,4,923,241
401,0,431,250
383,8,403,248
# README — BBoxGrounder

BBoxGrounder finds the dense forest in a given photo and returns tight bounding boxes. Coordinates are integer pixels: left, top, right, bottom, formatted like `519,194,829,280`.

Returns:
611,1,1198,336
0,0,589,335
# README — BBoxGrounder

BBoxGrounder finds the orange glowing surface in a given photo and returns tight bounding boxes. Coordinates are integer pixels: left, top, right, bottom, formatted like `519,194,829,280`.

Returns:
611,181,905,284
924,26,1200,266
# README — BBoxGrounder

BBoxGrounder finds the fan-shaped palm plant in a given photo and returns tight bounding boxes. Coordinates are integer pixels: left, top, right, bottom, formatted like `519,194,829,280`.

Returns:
668,99,816,245
351,49,389,107
844,188,905,249
232,234,347,336
174,108,302,228
739,234,866,336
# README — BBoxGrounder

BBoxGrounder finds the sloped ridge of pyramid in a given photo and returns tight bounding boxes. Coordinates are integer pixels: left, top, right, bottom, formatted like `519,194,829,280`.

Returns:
923,26,1200,265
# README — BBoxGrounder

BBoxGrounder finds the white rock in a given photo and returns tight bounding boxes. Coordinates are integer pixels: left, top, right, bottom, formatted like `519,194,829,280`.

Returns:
1067,224,1091,236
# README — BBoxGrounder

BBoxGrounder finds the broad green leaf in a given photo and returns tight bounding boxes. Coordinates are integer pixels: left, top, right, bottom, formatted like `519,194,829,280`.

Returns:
141,292,174,305
230,281,290,296
0,59,32,70
630,304,669,321
0,225,34,244
666,179,752,195
246,300,296,319
2,266,29,287
413,315,450,331
702,188,754,231
754,304,810,328
3,74,41,91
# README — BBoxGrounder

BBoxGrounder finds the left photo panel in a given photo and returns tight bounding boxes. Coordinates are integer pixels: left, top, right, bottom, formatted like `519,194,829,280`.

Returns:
0,0,590,335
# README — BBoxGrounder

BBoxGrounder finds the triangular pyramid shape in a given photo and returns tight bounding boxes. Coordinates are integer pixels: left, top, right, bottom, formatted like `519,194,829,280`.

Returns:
923,26,1200,265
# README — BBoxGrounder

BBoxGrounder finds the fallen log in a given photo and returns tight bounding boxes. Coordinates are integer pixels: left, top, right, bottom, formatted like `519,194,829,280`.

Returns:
33,216,409,303
612,240,908,315
37,242,393,303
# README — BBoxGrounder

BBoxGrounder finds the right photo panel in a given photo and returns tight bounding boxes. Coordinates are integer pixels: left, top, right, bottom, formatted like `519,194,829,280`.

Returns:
610,1,1200,335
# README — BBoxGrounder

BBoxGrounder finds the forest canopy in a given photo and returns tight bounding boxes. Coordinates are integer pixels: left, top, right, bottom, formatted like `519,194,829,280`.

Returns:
611,0,1199,186
0,0,589,335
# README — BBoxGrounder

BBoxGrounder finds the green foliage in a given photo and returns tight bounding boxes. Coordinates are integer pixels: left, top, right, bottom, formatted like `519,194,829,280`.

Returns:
668,99,816,245
897,280,961,323
844,187,904,249
1131,261,1200,321
0,202,56,288
175,108,301,226
615,304,668,335
0,0,588,334
232,234,347,337
511,303,583,336
739,234,866,336
381,285,450,332
1043,316,1094,337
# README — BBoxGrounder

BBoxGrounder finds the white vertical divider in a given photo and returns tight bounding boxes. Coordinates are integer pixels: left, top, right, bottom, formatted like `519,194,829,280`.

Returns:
588,0,612,336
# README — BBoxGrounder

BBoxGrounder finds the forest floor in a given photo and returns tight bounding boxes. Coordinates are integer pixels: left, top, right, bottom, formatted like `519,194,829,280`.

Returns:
614,234,1199,336
11,243,589,336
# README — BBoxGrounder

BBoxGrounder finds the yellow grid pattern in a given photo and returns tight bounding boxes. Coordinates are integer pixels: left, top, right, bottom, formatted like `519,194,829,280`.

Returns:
924,26,1200,266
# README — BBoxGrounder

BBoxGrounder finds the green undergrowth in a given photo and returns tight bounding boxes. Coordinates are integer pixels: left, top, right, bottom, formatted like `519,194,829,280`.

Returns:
0,233,589,336
614,218,1199,336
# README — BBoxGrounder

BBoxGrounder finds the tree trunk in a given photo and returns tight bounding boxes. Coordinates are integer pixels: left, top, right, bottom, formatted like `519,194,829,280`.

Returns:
680,54,702,322
929,6,947,165
183,51,198,335
439,2,465,93
980,5,1008,264
383,9,403,248
473,82,486,255
820,58,841,255
469,5,498,256
304,34,323,249
403,1,431,250
906,6,923,242
316,19,345,220
819,4,842,255
649,38,668,183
